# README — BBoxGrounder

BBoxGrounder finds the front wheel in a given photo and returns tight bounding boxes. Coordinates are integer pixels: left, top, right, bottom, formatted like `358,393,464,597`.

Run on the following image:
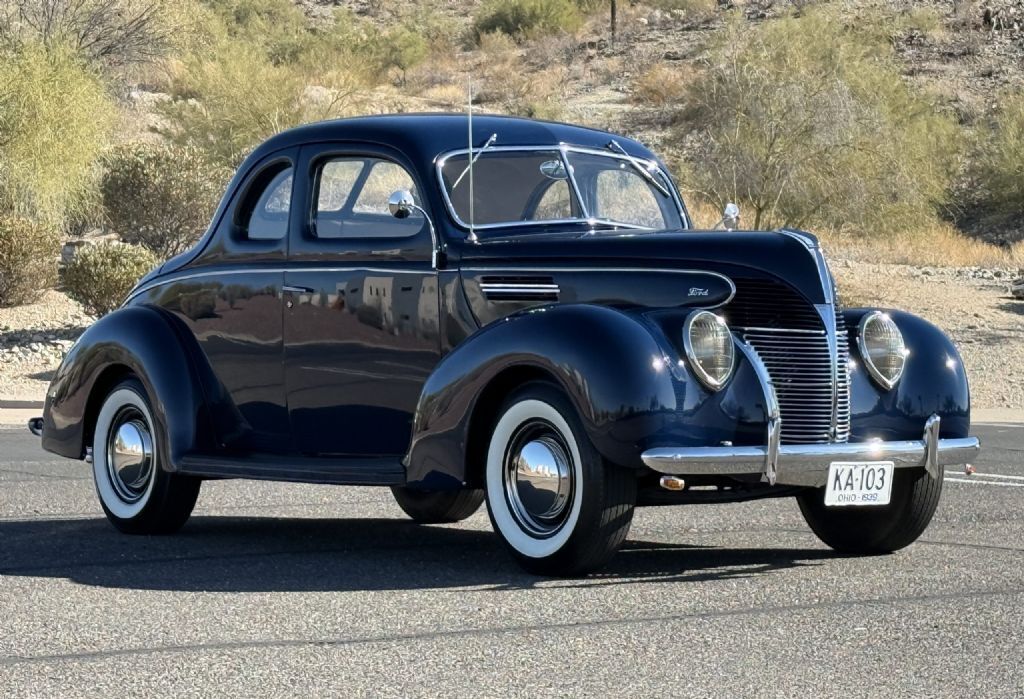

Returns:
92,377,201,535
797,467,943,554
485,382,636,576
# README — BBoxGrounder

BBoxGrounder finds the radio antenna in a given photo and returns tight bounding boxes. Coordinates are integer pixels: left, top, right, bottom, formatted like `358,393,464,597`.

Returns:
467,77,478,243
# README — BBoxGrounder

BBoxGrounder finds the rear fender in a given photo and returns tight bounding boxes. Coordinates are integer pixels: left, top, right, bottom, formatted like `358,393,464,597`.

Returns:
41,305,219,469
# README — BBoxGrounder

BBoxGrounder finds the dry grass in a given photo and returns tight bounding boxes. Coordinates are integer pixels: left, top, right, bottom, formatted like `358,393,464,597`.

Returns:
631,61,693,106
684,198,1023,269
819,224,1024,269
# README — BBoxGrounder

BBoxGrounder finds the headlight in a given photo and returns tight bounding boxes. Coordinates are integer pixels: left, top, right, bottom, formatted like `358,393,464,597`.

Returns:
857,311,907,390
683,311,735,391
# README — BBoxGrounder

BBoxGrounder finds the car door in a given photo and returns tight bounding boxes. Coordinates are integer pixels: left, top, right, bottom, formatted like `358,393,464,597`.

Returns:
283,144,440,456
153,152,295,453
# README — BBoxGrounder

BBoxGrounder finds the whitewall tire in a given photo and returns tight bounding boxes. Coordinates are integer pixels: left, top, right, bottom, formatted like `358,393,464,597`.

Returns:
92,378,200,534
484,382,636,576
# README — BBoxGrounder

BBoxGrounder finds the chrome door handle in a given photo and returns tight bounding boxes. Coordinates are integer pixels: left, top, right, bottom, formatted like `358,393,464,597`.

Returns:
283,284,314,294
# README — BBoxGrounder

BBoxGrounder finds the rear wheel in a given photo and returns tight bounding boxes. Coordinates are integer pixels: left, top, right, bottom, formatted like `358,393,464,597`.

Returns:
390,486,484,523
798,467,943,553
484,382,636,576
92,377,201,535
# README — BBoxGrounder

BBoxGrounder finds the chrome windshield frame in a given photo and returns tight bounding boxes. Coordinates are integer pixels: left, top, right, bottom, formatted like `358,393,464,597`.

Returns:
434,144,689,233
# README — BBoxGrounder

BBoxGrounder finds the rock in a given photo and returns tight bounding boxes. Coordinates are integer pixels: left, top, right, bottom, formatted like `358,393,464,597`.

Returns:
1011,278,1024,299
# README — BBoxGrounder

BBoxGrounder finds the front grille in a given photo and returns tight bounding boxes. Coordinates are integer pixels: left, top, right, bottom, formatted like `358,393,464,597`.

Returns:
727,278,850,445
833,306,852,442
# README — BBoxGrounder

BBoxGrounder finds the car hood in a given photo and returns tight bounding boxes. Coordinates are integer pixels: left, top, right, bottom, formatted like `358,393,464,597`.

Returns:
454,228,833,307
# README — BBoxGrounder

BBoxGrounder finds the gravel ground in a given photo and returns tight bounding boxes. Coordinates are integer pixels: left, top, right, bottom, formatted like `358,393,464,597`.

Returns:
0,291,92,403
1,263,1022,408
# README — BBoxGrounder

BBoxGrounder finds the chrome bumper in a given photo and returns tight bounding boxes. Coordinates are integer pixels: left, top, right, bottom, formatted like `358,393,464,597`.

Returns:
641,414,980,488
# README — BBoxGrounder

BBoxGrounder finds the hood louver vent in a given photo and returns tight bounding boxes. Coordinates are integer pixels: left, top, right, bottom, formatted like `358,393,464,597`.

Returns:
479,276,560,302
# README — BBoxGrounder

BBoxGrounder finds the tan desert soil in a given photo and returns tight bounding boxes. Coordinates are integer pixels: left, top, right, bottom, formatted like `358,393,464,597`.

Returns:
834,260,1024,411
1,265,1021,409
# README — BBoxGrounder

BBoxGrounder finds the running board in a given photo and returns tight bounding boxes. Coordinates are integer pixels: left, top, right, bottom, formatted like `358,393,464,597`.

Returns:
177,453,405,486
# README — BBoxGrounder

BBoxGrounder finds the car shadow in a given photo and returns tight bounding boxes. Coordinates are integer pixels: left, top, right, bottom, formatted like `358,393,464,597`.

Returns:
0,516,840,592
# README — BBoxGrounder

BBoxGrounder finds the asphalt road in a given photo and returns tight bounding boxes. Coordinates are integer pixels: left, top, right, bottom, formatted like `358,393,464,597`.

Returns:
1,423,1022,698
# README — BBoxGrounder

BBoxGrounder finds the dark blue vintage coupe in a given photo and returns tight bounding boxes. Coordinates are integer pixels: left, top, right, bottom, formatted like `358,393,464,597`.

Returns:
31,114,980,575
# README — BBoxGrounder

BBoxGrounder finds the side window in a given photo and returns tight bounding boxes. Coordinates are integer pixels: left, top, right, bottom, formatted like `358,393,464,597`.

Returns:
353,161,415,214
313,156,423,239
318,160,363,212
241,166,293,240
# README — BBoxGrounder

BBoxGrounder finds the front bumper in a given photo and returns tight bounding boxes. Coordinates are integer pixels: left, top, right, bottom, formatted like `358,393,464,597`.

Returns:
641,414,980,488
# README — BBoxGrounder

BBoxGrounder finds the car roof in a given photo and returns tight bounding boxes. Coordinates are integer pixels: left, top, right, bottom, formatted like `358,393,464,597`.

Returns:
248,113,659,166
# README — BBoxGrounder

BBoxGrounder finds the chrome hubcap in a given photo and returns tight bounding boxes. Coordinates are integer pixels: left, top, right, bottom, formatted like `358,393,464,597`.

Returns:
106,408,154,503
504,422,574,537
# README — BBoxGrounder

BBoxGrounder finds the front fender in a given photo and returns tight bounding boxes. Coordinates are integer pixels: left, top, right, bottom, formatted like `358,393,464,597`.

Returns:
41,305,215,469
846,308,970,440
404,304,770,488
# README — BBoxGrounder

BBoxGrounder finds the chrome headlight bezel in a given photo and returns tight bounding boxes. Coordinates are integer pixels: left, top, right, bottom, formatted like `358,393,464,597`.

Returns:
682,311,735,391
857,311,907,390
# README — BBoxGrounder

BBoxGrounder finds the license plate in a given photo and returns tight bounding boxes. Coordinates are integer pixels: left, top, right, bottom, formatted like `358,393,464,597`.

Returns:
824,461,894,507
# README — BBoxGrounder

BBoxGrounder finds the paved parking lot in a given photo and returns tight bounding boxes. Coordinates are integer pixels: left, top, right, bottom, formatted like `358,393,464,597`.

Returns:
1,423,1022,697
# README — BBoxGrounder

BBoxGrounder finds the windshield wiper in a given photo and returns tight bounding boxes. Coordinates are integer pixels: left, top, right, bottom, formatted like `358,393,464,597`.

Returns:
606,140,671,198
450,133,498,191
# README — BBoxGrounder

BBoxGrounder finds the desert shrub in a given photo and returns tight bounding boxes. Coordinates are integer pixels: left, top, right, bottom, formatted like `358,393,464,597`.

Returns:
157,40,356,168
0,215,61,307
0,0,176,69
473,0,583,42
632,61,692,107
100,143,231,259
476,31,565,118
962,93,1024,241
62,241,158,316
0,42,115,223
362,27,429,84
203,0,312,65
677,9,960,232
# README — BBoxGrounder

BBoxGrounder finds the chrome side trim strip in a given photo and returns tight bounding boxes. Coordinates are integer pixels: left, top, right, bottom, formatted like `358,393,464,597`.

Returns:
125,265,437,304
463,267,737,308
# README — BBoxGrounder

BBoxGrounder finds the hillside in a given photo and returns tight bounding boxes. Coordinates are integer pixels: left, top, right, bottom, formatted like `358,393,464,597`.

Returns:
110,0,1024,245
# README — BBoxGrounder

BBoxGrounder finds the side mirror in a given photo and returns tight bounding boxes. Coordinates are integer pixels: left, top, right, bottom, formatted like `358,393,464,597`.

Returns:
388,190,416,219
723,202,740,231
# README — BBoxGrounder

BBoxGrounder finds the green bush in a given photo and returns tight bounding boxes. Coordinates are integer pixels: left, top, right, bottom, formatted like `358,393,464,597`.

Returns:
473,0,583,42
0,42,115,223
158,39,351,168
965,93,1024,238
100,143,230,258
62,242,158,317
0,215,61,307
677,9,960,233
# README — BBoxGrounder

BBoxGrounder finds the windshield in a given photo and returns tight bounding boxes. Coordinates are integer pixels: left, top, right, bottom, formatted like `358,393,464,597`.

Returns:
437,146,685,232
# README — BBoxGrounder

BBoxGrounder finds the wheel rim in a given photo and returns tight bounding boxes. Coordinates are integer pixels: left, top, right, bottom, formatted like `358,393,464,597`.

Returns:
105,407,155,503
503,420,575,537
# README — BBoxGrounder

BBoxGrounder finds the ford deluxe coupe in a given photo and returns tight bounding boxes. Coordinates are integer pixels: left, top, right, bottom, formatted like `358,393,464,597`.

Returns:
30,114,980,575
